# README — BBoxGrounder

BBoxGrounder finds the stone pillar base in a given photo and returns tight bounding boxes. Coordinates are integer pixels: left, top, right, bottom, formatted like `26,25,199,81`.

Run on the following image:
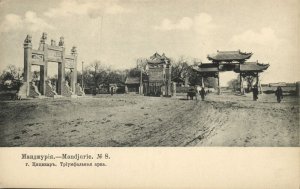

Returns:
17,82,28,99
45,81,58,97
29,82,41,98
75,83,85,96
62,81,74,97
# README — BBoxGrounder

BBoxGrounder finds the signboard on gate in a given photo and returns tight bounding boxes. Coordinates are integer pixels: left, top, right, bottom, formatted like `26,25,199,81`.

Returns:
47,50,62,62
65,59,75,69
149,68,164,82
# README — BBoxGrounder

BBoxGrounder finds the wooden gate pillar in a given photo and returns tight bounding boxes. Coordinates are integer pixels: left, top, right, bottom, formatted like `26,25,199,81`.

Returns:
257,72,262,94
217,72,220,95
167,66,172,96
240,73,244,95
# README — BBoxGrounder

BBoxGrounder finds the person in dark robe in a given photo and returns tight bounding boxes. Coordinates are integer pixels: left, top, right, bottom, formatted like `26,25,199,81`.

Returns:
110,87,114,96
252,85,259,101
199,87,206,101
275,86,283,103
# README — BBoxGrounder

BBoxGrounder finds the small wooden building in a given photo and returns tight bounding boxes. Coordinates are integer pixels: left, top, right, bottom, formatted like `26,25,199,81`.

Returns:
108,83,118,94
125,77,140,93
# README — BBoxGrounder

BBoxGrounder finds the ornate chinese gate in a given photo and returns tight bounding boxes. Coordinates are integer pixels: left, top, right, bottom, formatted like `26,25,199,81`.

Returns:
144,53,172,96
21,32,84,98
193,50,269,94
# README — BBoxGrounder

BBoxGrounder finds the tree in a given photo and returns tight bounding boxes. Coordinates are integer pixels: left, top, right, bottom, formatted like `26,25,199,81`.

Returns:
244,75,255,92
171,56,190,81
204,77,217,88
104,70,123,85
126,67,140,78
0,65,23,82
228,78,239,91
87,60,108,88
0,65,23,90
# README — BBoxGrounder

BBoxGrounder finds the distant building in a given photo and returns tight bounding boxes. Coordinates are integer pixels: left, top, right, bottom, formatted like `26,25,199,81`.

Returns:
125,77,140,93
269,82,287,87
108,84,118,93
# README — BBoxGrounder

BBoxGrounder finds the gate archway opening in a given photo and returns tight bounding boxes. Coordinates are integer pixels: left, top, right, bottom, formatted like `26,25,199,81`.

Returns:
219,72,239,92
47,61,59,93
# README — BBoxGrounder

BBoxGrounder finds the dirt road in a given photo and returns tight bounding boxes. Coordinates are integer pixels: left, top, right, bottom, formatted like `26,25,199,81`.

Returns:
0,93,298,146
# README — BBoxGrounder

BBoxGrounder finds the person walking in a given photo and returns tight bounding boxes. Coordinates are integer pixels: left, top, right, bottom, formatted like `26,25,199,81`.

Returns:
199,87,206,101
110,87,114,96
252,85,259,101
275,86,283,103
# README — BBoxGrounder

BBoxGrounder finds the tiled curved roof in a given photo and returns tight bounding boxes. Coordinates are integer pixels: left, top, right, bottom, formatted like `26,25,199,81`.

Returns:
125,77,140,84
193,62,269,73
207,50,252,62
238,62,269,72
147,52,170,65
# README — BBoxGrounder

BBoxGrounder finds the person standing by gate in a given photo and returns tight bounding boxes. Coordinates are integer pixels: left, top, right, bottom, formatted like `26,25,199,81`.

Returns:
252,85,259,101
275,86,283,103
200,87,206,101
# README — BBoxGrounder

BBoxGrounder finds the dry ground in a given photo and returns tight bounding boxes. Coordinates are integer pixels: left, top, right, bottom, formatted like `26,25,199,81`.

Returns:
0,93,299,146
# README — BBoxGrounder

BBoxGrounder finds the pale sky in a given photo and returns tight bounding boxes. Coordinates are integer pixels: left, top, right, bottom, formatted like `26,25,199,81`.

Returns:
0,0,299,86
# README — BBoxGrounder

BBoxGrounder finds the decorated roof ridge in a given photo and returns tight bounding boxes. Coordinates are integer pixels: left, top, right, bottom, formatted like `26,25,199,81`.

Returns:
192,66,219,73
149,52,170,60
150,52,161,59
207,50,253,62
216,50,252,55
238,63,269,72
147,52,171,65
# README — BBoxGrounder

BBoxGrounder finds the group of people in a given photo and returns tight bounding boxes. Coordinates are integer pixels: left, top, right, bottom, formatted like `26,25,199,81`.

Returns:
198,85,284,103
252,85,283,103
187,87,206,101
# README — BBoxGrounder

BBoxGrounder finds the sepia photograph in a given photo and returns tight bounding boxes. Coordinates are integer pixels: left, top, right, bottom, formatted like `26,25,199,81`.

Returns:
0,0,299,188
0,0,299,148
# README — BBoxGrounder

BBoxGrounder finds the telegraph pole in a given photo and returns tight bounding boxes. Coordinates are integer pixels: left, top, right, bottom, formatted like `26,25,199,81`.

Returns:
81,61,84,89
138,59,143,95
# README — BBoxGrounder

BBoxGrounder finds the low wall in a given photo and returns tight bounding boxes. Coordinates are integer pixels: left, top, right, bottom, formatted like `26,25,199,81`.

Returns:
261,86,296,95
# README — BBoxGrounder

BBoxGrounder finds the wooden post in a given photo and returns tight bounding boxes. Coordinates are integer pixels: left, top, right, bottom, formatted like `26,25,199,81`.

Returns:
71,49,78,93
168,66,172,96
257,72,262,94
240,73,244,94
217,73,220,95
81,61,84,89
139,65,143,95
